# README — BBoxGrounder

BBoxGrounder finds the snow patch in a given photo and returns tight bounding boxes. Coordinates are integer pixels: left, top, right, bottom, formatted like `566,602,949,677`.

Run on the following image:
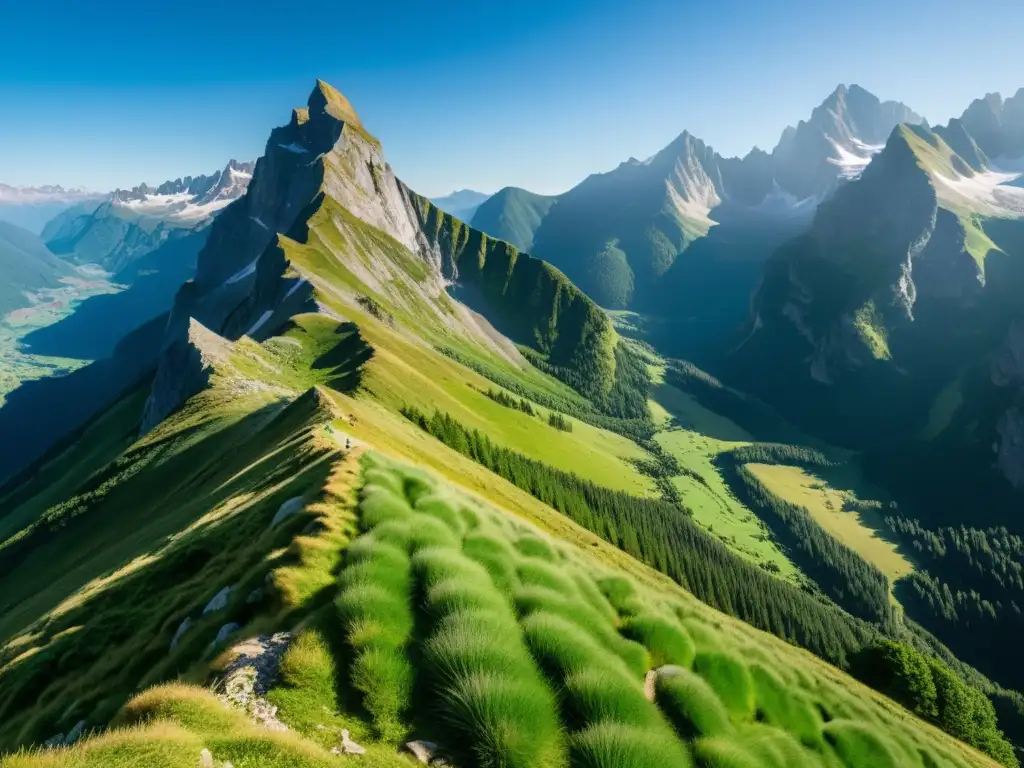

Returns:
284,278,308,300
826,137,884,180
933,169,1024,217
246,310,273,337
278,142,307,154
250,216,269,230
225,259,259,285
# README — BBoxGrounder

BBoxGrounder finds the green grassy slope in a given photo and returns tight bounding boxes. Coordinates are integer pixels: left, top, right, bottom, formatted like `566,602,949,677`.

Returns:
469,185,559,252
0,444,1000,767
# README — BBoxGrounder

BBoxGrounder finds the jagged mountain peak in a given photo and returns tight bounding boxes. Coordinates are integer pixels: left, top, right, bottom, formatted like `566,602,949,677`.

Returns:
311,79,364,129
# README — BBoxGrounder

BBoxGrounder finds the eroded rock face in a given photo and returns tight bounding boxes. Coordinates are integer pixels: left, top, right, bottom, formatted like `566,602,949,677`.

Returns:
140,317,235,434
216,632,293,731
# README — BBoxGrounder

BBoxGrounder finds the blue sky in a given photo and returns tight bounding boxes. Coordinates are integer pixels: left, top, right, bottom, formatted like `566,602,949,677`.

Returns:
1,0,1022,196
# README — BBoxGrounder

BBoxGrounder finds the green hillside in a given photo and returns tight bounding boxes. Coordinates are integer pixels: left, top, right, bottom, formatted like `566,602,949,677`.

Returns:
0,81,1018,768
469,186,559,252
0,222,74,316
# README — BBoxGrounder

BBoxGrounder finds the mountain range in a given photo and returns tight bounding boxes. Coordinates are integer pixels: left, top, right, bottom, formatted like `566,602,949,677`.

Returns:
469,84,924,311
2,79,1024,768
0,184,105,235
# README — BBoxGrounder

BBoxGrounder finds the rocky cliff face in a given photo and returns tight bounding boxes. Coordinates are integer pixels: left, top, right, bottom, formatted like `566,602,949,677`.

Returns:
732,121,1024,493
142,80,619,431
993,320,1024,490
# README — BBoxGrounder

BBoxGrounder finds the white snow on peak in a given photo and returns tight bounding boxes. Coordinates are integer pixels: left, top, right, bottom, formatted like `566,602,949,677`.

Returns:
825,137,885,180
228,167,253,180
750,180,819,217
933,168,1024,217
225,258,259,285
278,142,308,154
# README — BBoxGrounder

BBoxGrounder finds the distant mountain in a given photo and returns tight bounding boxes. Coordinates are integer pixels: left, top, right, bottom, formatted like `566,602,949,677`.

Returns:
0,185,105,235
469,186,558,252
956,89,1024,162
0,221,74,315
429,189,490,222
732,119,1024,496
472,84,922,311
44,160,254,272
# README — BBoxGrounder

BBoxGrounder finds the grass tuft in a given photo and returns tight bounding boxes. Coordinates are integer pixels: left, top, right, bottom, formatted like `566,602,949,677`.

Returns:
621,613,695,668
562,668,662,731
693,652,755,722
568,721,692,768
655,667,734,740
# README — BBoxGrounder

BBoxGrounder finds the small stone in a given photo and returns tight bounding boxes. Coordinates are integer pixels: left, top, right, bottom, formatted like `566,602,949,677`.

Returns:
171,617,193,651
43,733,65,749
643,670,657,702
213,623,241,646
404,740,440,764
340,728,366,755
271,497,304,526
64,720,86,746
203,587,234,615
199,748,214,767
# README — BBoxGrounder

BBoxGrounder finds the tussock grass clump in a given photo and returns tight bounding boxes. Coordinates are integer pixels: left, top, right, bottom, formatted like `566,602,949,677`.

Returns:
621,613,695,668
522,611,623,680
515,586,649,677
114,684,242,735
692,736,761,768
426,578,510,620
345,536,408,569
571,571,619,626
515,535,558,562
350,646,414,742
412,546,492,590
562,668,662,731
440,671,566,768
517,559,579,595
338,555,411,595
337,477,418,744
265,628,343,738
362,468,404,496
735,724,820,768
750,665,822,748
679,617,722,653
462,532,520,593
823,720,899,768
413,493,466,535
359,488,413,530
597,576,644,617
336,583,412,649
424,612,533,688
370,519,412,548
693,652,755,722
415,547,565,767
655,668,734,739
568,721,692,768
406,513,460,552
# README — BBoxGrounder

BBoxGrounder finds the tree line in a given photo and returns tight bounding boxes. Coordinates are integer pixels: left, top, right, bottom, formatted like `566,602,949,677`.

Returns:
400,405,878,667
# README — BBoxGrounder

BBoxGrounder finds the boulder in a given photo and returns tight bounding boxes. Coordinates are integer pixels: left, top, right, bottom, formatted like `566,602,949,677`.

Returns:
271,496,304,526
203,586,233,615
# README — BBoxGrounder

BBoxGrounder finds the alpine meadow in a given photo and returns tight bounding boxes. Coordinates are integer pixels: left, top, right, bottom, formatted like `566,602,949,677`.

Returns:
2,4,1024,767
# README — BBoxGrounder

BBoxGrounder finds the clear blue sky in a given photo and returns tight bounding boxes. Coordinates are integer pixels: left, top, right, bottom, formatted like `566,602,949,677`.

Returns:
1,0,1022,196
